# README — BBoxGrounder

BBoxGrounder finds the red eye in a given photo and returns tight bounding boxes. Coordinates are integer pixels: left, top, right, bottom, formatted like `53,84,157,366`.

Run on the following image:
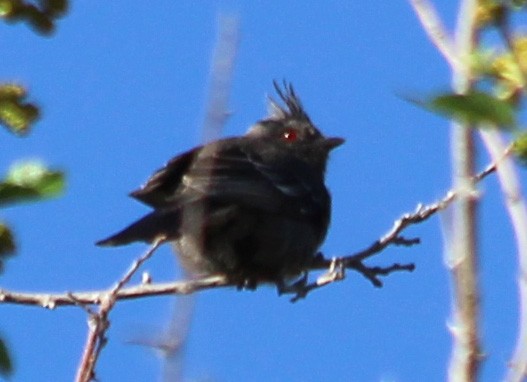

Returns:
282,129,298,142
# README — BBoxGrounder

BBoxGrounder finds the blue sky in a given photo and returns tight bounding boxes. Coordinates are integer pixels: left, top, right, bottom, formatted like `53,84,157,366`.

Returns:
1,2,523,381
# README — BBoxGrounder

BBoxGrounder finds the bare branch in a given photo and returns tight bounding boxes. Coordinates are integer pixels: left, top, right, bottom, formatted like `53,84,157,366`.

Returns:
446,1,483,380
409,0,460,71
161,15,240,381
412,0,489,377
479,130,527,382
0,275,229,308
200,13,240,143
75,238,166,382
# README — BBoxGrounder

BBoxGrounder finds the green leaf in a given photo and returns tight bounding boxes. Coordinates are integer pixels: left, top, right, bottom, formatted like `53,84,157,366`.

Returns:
512,0,527,9
410,91,517,129
475,1,505,29
0,84,25,98
44,0,68,17
0,0,69,36
0,161,65,207
0,222,16,274
513,131,527,166
0,0,15,17
0,84,40,135
0,222,15,256
26,5,54,34
0,337,12,377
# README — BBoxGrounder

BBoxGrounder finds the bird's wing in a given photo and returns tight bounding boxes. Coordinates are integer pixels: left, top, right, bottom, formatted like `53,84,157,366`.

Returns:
130,147,201,208
131,139,328,216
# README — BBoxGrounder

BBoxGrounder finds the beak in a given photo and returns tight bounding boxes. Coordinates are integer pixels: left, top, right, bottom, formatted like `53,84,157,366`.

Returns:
322,136,345,151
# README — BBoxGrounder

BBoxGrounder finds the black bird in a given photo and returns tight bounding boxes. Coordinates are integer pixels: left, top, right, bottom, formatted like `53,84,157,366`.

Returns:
97,82,344,287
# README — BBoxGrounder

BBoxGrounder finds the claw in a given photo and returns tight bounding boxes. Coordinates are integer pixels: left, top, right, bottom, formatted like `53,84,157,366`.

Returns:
276,272,309,297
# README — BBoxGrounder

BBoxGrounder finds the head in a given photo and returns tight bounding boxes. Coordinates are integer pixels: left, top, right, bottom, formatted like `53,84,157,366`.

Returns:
246,81,344,172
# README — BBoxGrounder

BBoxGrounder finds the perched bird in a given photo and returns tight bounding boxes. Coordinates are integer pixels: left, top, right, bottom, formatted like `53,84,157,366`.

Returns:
97,82,344,288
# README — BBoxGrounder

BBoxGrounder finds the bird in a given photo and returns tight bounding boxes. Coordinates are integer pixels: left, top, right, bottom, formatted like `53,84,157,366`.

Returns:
96,81,344,289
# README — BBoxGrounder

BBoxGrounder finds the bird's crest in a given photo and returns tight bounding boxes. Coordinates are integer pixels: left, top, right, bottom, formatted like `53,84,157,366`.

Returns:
267,80,311,123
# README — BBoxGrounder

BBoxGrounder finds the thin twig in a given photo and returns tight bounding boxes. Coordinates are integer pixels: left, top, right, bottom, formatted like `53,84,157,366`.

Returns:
408,0,460,70
0,275,229,308
75,238,166,382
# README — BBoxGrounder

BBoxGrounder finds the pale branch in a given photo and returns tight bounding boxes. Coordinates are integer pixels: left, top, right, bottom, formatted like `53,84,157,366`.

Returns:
75,238,165,382
411,0,484,378
200,13,240,143
0,275,230,308
480,130,527,382
448,0,483,380
408,0,460,71
74,311,106,382
161,16,240,382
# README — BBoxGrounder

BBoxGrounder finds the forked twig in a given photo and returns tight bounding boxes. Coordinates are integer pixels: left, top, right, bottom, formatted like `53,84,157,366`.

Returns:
75,237,165,382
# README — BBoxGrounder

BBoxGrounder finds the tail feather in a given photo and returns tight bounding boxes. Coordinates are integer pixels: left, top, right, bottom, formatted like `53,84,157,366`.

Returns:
96,209,181,247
